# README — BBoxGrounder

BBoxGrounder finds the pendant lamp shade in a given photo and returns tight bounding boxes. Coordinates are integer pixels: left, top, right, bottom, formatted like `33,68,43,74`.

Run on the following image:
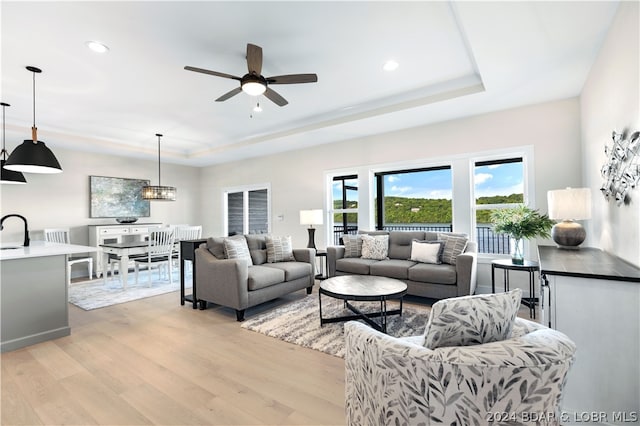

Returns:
1,102,27,184
142,133,176,201
4,66,62,174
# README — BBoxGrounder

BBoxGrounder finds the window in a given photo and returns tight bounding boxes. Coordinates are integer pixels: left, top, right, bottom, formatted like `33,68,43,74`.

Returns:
373,166,453,232
224,186,270,236
331,175,358,245
473,157,524,254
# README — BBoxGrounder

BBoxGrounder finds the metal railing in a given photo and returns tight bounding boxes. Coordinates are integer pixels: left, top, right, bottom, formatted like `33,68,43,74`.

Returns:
332,224,511,254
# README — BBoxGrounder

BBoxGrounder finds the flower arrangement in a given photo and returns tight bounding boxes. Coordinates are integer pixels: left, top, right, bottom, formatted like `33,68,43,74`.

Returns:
491,205,554,264
490,205,554,240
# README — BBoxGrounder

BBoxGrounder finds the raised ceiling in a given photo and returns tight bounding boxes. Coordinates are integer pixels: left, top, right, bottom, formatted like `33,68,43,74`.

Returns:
1,1,619,166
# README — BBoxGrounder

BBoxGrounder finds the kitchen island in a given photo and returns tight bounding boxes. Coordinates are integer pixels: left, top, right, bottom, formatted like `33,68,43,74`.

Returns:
1,241,98,352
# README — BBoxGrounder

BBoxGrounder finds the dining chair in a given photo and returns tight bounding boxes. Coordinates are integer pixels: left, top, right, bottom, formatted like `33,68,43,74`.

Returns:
44,228,93,285
172,225,203,271
134,229,175,287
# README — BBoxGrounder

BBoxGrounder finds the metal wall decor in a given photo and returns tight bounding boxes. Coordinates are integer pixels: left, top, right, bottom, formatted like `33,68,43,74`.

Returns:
600,129,640,205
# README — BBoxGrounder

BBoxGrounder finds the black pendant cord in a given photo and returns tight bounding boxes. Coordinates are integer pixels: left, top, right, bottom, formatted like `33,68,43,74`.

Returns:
26,66,42,144
1,102,8,160
156,133,162,186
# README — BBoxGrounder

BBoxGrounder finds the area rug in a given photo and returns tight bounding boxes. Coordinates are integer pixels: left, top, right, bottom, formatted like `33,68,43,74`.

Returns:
69,269,191,310
241,295,430,358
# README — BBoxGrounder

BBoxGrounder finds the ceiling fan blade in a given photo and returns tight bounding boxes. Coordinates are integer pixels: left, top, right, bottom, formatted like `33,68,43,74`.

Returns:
267,74,318,85
184,66,241,81
215,87,243,102
264,88,288,107
246,43,263,75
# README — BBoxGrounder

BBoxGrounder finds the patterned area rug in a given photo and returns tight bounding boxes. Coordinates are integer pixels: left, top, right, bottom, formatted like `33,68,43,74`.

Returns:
241,294,431,358
69,269,190,310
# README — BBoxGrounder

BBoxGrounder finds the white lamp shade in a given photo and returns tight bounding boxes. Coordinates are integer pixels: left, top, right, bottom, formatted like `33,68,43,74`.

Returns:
547,188,592,220
300,209,323,226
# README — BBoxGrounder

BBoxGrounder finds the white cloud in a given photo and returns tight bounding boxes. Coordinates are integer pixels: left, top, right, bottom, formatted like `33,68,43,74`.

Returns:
475,173,493,184
390,185,412,194
428,189,453,199
387,176,401,183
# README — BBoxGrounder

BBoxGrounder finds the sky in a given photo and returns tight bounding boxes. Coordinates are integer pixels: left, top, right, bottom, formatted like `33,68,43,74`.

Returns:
333,162,523,201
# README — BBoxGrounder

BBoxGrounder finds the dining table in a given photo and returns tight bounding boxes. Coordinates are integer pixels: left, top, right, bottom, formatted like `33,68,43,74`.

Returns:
100,240,149,289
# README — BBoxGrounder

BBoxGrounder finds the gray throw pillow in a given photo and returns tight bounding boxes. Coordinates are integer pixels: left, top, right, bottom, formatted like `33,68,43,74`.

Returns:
207,237,227,259
343,234,363,258
437,233,468,265
223,237,253,266
266,235,295,263
423,289,522,349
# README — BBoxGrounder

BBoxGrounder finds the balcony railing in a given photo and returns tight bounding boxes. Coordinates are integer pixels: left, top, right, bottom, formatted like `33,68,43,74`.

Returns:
332,224,511,254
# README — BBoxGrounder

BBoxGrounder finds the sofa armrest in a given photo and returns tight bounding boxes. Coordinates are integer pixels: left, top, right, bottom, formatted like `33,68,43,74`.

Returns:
293,248,315,264
327,246,345,277
195,247,250,310
455,241,478,296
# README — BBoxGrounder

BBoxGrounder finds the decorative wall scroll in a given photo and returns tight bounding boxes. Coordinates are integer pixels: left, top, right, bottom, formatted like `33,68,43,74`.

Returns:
600,130,640,205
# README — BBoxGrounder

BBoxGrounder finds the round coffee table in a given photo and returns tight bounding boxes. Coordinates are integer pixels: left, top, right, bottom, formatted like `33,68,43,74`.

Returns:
319,275,408,333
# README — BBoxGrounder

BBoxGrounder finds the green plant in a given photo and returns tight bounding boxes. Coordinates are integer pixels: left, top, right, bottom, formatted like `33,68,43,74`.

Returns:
490,205,555,240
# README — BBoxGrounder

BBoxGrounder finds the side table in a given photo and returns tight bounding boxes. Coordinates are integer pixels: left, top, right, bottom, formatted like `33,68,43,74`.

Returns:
315,249,328,280
491,259,539,319
180,238,207,309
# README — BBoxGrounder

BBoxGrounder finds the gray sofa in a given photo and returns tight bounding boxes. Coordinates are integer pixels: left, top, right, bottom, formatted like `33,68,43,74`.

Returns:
327,231,477,299
195,234,315,321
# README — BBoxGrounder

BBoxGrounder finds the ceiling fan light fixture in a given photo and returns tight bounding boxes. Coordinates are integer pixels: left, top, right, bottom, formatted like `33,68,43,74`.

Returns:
142,133,176,201
242,81,266,96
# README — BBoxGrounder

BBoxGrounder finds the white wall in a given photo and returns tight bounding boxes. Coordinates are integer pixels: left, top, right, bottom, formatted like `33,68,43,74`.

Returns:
581,1,640,267
200,97,582,291
0,147,201,246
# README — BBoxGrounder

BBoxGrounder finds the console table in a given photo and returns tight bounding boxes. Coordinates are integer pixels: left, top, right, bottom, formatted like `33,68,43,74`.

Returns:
89,223,162,277
180,238,207,309
538,245,640,424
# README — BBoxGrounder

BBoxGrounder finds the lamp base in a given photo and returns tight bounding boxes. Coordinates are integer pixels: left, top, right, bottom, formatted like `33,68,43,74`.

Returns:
307,227,316,249
551,220,586,249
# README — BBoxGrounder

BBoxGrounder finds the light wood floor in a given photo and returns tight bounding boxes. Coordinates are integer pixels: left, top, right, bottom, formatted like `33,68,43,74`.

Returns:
1,284,540,426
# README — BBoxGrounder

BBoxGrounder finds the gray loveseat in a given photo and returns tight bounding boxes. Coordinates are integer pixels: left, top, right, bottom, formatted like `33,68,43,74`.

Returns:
327,231,477,299
195,234,315,321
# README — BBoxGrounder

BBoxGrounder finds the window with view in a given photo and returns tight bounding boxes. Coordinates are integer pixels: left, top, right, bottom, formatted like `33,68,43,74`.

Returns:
331,175,358,245
374,166,453,233
474,158,524,254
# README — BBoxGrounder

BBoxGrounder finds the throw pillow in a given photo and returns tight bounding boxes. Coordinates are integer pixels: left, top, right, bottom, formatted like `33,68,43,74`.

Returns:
266,235,296,263
437,233,469,265
343,234,363,258
360,234,389,260
409,240,444,264
423,288,522,349
223,237,253,266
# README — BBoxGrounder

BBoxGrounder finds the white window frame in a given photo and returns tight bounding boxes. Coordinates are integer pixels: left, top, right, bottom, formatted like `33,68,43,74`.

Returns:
222,183,271,236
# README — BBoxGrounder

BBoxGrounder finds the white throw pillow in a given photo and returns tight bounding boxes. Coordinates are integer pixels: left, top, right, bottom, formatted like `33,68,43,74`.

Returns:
360,234,389,260
266,235,295,263
223,237,253,266
423,289,522,349
409,240,444,264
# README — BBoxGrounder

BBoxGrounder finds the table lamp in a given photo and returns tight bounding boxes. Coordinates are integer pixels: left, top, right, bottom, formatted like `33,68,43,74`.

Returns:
547,188,591,249
300,209,323,249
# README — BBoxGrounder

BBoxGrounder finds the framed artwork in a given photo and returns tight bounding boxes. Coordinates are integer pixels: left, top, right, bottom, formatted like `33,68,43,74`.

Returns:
89,176,151,218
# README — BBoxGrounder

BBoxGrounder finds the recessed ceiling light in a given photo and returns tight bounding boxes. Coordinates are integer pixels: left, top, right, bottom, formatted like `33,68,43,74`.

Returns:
86,41,109,53
383,60,399,72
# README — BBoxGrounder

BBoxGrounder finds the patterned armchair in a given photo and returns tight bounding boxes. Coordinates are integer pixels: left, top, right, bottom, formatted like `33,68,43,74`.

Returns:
345,317,576,425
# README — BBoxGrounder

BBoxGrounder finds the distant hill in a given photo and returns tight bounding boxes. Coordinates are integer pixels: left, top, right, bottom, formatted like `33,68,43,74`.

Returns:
334,193,523,224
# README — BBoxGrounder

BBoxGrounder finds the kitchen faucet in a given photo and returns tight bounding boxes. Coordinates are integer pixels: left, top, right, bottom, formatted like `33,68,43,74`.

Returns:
0,214,30,246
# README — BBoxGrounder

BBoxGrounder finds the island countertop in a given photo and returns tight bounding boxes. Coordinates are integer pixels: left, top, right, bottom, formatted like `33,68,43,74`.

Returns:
0,241,98,260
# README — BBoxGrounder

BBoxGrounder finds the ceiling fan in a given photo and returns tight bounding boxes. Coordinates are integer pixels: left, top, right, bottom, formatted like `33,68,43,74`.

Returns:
184,43,318,107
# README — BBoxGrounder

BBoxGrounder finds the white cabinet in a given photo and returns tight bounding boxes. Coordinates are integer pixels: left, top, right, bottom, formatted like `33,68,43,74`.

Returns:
539,246,640,426
89,223,162,276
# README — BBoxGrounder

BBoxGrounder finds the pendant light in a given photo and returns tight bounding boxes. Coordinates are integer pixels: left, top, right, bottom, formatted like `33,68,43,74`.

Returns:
142,133,176,201
4,66,62,174
1,102,27,184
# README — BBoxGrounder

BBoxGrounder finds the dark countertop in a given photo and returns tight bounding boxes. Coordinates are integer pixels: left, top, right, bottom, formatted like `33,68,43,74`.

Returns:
538,245,640,283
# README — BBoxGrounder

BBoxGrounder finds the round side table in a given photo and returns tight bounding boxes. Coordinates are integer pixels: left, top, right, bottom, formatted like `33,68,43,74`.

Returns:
491,259,540,319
